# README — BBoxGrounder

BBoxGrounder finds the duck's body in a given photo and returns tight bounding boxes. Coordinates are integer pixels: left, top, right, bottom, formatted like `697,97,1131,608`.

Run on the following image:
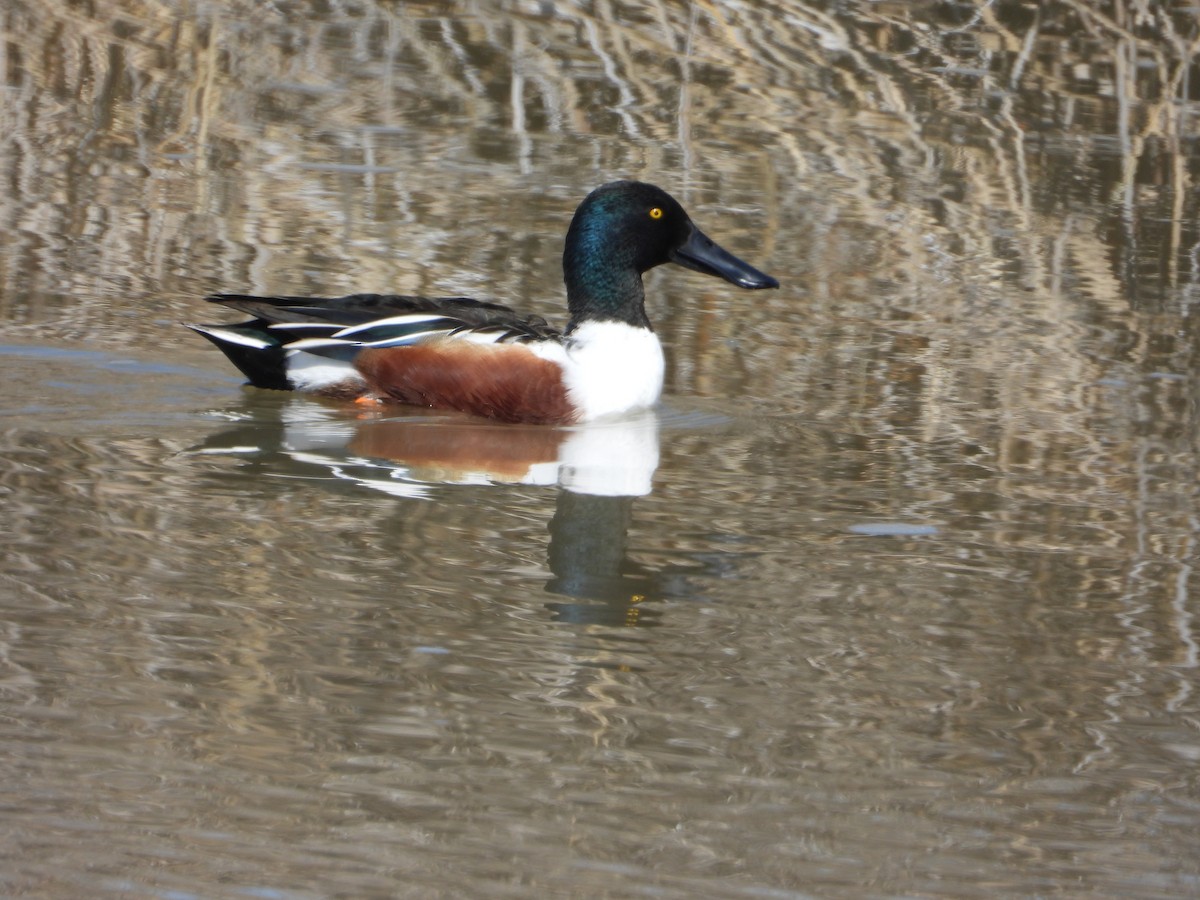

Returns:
189,181,777,424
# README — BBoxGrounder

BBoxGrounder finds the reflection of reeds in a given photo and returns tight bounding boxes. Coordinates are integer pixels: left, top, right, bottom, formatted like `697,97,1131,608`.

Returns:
0,11,1197,429
2,3,1196,432
1,0,1195,426
3,1,1195,303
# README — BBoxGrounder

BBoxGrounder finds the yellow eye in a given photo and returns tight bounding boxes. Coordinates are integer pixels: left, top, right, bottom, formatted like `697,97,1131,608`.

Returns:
649,207,663,220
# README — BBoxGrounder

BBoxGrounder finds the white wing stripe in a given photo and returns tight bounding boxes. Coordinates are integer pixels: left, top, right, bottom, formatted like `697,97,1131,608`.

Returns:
189,325,273,349
284,338,353,352
268,322,343,331
334,314,453,338
284,324,552,353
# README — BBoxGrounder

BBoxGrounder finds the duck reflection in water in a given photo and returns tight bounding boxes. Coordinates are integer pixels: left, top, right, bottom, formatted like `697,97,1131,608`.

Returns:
195,402,671,625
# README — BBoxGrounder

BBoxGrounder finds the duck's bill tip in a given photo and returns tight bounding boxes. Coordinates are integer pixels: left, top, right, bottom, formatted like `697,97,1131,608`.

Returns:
733,271,780,290
670,225,779,290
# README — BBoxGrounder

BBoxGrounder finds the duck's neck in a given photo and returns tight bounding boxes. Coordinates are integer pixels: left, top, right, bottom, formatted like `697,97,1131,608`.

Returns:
563,222,652,333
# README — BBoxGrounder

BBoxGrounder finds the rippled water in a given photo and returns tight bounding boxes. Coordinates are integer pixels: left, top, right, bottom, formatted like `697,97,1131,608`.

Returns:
3,1,1200,897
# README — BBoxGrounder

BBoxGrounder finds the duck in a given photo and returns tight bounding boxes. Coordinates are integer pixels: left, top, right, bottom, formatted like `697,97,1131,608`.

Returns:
187,180,778,425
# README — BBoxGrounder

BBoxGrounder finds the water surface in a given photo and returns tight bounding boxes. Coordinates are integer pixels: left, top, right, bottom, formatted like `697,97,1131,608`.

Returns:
2,1,1200,897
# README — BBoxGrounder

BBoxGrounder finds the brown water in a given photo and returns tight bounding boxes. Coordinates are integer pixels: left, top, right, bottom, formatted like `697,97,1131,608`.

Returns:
3,1,1200,897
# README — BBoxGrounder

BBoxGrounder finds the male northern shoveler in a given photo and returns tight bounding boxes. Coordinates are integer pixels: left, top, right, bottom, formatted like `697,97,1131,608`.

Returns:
188,180,778,424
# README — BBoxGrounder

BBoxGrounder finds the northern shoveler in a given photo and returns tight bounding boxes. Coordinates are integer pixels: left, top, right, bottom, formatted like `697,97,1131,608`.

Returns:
188,180,778,424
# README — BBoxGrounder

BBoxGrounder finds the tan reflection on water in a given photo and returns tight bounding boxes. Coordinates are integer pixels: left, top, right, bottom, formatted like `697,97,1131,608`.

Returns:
2,1,1200,897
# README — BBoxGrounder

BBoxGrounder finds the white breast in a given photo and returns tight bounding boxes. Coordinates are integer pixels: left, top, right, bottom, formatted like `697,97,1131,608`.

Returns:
536,321,664,422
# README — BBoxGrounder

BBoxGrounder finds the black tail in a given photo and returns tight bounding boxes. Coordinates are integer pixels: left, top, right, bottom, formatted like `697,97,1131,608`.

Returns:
186,323,292,391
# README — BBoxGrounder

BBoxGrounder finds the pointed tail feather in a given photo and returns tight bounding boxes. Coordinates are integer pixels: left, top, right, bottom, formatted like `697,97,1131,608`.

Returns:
186,323,291,391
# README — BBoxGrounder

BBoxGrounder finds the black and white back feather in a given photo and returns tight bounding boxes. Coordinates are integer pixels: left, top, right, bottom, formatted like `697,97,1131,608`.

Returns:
187,292,564,390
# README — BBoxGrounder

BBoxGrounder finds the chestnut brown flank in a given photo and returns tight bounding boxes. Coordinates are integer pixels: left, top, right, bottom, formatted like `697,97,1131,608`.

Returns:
355,341,576,425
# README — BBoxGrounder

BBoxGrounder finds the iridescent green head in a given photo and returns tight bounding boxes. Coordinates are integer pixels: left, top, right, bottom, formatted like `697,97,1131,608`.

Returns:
562,181,778,331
